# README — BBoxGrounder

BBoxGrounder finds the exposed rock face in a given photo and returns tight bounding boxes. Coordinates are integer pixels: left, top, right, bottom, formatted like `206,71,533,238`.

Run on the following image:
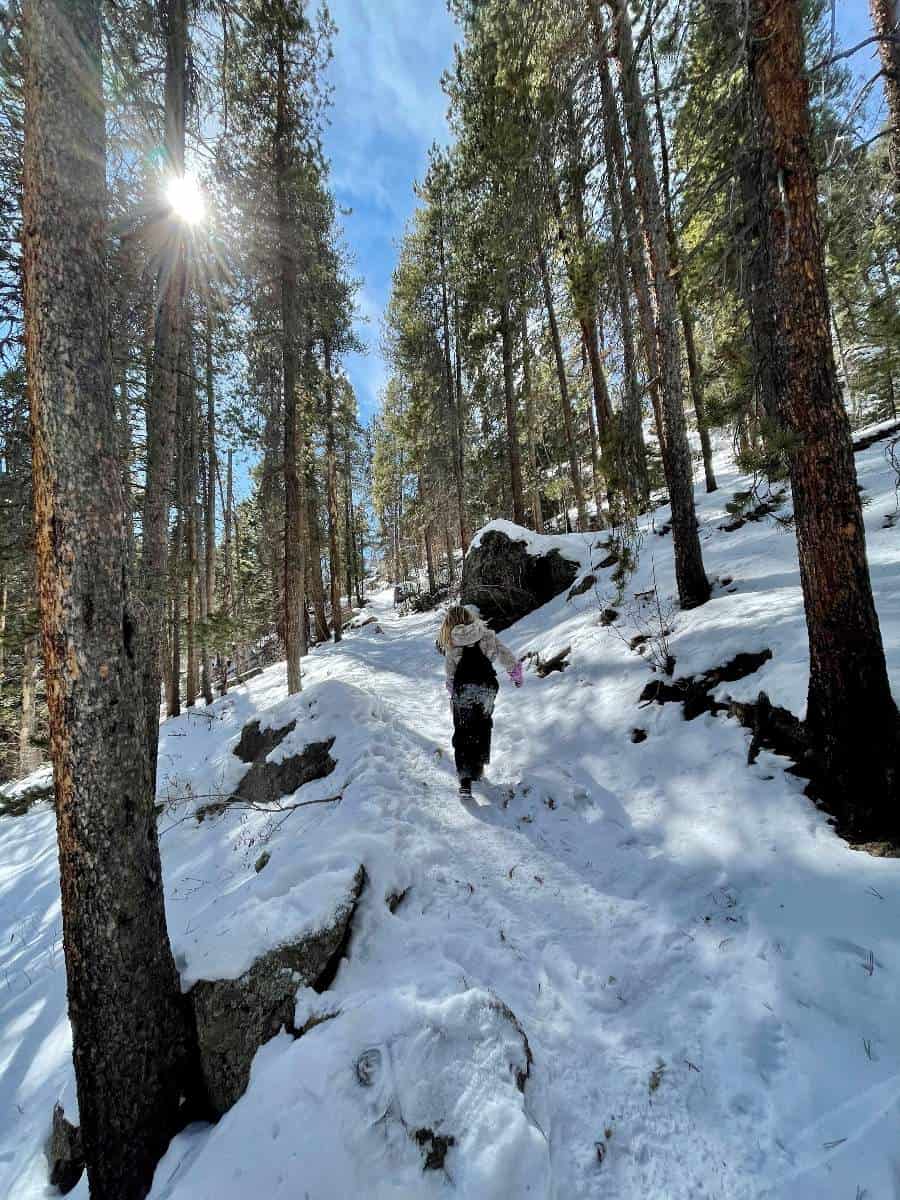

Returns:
233,718,297,764
190,865,365,1116
45,1103,84,1194
462,528,579,631
234,736,336,807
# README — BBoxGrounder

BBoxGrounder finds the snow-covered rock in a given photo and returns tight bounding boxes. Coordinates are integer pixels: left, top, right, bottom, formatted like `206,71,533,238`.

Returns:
462,520,584,630
190,865,365,1116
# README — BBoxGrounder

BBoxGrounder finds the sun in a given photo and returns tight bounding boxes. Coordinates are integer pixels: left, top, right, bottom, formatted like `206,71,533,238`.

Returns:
165,174,205,225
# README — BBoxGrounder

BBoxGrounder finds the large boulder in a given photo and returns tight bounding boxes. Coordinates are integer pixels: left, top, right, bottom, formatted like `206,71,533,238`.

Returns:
189,864,365,1116
462,524,580,630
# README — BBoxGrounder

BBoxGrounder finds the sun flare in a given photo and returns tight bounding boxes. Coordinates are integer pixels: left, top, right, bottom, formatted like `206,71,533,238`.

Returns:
165,174,205,225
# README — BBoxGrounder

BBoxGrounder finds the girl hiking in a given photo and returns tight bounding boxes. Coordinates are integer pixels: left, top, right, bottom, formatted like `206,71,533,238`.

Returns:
437,605,523,798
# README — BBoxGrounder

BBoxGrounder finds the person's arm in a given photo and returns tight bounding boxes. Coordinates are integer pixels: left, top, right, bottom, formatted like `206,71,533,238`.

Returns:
482,631,521,679
445,644,461,691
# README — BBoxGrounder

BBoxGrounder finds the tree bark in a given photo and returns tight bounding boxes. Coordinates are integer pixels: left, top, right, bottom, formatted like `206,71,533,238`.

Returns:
648,32,717,494
592,20,668,472
870,0,900,187
606,1,710,608
499,302,526,525
18,633,41,775
438,201,468,552
204,301,216,615
520,311,543,531
748,0,899,828
276,28,304,693
323,337,342,642
305,456,330,642
22,4,196,1195
141,0,187,763
538,247,587,530
597,43,648,505
185,338,198,707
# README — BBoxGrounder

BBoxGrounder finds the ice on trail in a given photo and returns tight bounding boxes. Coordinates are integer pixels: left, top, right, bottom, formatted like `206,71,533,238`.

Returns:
3,432,900,1198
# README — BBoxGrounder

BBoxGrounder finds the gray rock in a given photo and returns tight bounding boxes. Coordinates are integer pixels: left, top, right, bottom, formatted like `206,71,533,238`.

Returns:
190,865,365,1116
462,528,579,631
45,1103,84,1194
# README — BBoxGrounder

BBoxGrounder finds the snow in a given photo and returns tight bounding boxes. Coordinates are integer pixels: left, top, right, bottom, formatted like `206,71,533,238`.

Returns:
3,434,900,1199
468,517,589,563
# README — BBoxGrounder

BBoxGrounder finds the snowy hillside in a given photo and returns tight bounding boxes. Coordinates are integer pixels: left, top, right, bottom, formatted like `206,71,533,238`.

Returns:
3,430,900,1200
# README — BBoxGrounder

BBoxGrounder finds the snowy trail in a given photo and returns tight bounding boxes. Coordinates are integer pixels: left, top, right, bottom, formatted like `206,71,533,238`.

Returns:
4,436,900,1199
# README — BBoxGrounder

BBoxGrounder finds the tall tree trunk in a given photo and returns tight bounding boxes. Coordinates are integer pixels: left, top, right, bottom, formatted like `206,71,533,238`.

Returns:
538,247,587,530
343,440,355,607
22,4,196,1195
748,0,899,828
499,302,526,525
141,0,187,764
870,0,900,187
204,301,216,615
18,633,42,775
550,183,616,467
606,1,710,608
648,32,717,493
598,52,648,504
453,290,467,549
305,460,330,642
420,476,437,594
520,311,543,531
323,337,342,642
438,204,468,552
276,29,304,693
185,338,198,707
168,350,186,719
592,20,667,469
223,447,234,616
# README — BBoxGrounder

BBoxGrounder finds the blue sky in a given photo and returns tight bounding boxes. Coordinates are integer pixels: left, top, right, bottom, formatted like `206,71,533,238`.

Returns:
319,0,884,430
321,1,459,424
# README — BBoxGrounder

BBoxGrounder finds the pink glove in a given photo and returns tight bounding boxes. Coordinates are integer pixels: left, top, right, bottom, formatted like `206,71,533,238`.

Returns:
509,662,524,688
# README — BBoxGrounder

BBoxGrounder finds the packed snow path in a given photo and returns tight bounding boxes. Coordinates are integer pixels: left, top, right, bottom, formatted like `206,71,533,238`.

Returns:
3,435,900,1199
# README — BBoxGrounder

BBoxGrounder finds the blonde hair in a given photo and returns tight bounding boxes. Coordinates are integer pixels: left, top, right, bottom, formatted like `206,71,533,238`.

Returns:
437,604,474,654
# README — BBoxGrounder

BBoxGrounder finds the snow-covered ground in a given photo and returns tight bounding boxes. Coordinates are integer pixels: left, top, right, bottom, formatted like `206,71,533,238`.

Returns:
3,430,900,1199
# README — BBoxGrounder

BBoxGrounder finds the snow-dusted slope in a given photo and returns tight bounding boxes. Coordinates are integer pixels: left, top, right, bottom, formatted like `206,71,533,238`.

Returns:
3,431,900,1200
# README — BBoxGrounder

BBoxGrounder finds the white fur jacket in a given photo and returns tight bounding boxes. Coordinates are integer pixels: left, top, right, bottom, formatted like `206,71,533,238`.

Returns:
444,619,518,687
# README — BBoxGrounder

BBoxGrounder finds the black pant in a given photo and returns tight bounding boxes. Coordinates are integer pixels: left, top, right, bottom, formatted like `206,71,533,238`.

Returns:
451,646,498,781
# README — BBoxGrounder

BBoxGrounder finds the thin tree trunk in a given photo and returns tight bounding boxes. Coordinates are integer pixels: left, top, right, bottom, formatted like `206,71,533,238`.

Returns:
224,447,234,615
305,460,330,642
453,290,467,549
598,49,648,504
538,247,587,530
18,633,41,775
499,302,526,525
141,0,187,765
421,476,437,594
323,337,342,642
204,301,216,614
606,1,710,608
439,204,468,552
168,352,185,719
748,0,899,827
185,338,198,707
276,29,304,693
343,440,355,606
648,32,717,493
593,22,667,468
521,311,543,531
22,3,196,1194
